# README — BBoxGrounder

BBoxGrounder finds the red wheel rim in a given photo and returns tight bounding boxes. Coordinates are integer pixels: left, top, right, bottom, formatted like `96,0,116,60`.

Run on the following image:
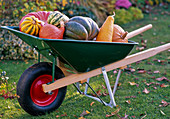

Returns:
30,74,58,106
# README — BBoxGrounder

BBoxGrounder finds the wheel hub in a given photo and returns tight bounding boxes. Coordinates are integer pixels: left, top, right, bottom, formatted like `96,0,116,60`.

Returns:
30,74,58,106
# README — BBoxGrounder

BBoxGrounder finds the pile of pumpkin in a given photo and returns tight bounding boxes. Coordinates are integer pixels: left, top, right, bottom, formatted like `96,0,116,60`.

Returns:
19,11,128,43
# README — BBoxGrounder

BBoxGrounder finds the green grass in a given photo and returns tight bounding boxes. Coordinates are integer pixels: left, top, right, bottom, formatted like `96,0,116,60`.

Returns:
0,7,170,119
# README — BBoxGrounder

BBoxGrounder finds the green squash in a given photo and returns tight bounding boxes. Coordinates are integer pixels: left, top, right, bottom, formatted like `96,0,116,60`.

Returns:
64,16,99,40
47,11,69,27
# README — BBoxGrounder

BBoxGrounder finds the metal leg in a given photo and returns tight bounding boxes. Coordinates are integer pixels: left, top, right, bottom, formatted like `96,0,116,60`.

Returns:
113,69,121,96
84,78,90,94
72,67,122,108
102,67,116,107
73,83,82,94
76,82,80,93
52,57,56,83
85,82,106,105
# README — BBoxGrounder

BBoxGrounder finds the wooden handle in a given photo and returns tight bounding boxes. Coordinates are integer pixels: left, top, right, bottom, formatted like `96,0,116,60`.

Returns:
42,43,170,93
127,24,153,39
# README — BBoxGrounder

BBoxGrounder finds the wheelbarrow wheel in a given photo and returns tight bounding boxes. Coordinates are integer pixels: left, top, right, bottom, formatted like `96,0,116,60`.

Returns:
17,62,67,116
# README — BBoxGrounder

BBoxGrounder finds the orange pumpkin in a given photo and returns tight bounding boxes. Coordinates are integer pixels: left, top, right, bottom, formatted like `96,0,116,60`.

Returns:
39,21,65,39
112,24,128,43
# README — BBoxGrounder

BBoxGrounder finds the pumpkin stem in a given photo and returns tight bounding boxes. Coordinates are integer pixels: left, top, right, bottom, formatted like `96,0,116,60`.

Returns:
121,31,128,39
60,21,65,28
111,11,115,17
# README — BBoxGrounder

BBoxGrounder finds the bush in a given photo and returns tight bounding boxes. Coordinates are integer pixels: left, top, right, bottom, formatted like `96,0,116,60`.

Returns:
114,7,144,25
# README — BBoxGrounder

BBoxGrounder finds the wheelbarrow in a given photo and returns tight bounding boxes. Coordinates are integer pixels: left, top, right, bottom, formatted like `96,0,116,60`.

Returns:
1,24,169,116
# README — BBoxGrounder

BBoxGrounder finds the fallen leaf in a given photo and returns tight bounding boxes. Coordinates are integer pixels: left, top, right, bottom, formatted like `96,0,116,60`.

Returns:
138,70,146,74
141,112,147,119
129,82,137,86
80,110,90,117
96,90,102,96
143,88,150,94
90,102,95,106
160,110,166,115
106,107,121,117
121,112,129,119
102,84,106,89
103,92,109,96
160,84,169,88
125,100,131,104
159,100,170,107
113,70,117,74
131,115,136,118
145,82,155,86
156,77,169,82
153,70,160,73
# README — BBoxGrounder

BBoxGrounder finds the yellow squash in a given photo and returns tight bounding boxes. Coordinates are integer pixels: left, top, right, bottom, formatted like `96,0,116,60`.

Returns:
96,12,115,42
20,16,43,36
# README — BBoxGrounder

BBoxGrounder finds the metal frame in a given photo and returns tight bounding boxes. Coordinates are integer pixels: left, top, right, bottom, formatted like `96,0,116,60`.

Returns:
35,46,122,107
73,67,122,108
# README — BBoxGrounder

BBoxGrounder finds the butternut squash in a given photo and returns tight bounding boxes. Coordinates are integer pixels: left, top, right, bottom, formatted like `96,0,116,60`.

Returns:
96,13,115,42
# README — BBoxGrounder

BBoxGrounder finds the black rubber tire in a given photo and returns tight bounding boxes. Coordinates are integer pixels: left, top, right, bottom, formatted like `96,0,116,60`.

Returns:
17,62,67,116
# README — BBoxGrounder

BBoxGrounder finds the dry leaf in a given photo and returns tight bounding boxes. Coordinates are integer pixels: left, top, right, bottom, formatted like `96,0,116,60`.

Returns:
129,82,136,86
156,77,169,82
80,110,90,117
106,107,121,117
121,112,129,119
113,70,117,74
138,70,146,74
141,112,147,119
160,110,166,115
145,82,155,86
160,84,169,88
143,88,150,94
103,92,109,96
159,100,170,107
90,102,95,106
153,70,160,73
102,84,106,89
125,100,131,104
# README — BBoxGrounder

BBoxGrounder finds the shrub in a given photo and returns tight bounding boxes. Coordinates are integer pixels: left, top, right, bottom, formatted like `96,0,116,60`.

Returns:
128,7,144,20
114,7,144,25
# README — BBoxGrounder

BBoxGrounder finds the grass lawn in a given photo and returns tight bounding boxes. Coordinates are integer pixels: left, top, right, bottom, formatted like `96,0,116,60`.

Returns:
0,7,170,119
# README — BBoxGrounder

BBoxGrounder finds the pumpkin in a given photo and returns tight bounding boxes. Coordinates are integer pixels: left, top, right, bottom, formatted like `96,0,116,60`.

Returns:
47,11,69,28
64,16,99,40
19,11,52,30
112,24,128,43
20,16,43,36
96,13,115,42
39,21,65,39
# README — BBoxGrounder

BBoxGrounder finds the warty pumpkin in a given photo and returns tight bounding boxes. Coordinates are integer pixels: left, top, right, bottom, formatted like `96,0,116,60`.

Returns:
47,11,69,28
64,16,99,40
20,16,44,36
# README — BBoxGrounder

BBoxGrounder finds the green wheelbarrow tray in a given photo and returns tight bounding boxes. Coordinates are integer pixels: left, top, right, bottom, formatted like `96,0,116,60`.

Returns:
0,26,138,72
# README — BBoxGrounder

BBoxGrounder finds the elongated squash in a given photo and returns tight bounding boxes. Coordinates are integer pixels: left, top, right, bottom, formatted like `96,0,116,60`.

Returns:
96,13,115,42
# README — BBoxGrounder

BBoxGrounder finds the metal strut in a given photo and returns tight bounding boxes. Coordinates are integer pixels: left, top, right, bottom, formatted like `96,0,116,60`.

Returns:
73,66,122,108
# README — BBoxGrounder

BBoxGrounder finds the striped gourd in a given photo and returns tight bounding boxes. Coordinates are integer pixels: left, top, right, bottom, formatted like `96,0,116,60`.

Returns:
47,11,69,27
20,16,43,36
